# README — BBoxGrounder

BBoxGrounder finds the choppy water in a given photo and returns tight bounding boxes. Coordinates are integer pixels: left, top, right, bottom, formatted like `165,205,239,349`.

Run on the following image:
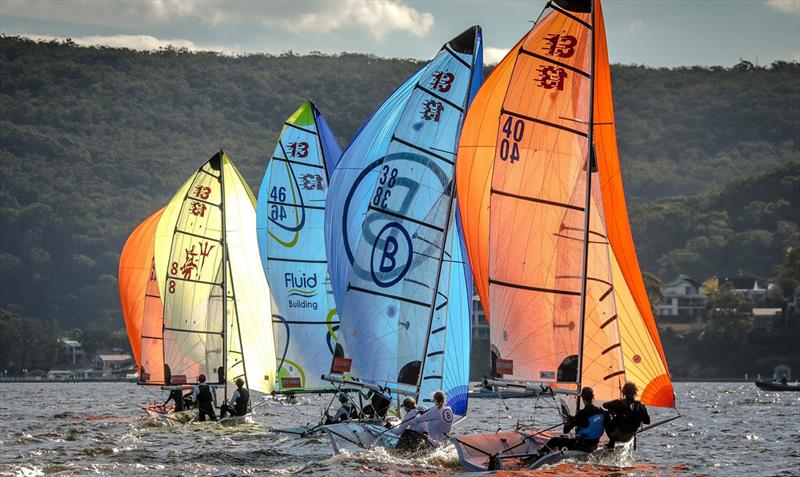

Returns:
0,382,798,476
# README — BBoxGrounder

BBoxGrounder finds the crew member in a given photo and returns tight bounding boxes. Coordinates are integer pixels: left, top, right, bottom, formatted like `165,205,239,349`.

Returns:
603,382,650,448
400,390,454,442
536,387,606,458
220,378,249,418
164,388,186,412
393,397,431,452
325,393,358,424
191,374,217,422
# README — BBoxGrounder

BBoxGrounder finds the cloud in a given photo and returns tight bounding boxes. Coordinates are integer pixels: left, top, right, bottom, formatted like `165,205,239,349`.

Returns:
629,18,644,32
1,0,232,27
263,0,434,41
484,47,510,65
765,0,800,14
18,34,236,54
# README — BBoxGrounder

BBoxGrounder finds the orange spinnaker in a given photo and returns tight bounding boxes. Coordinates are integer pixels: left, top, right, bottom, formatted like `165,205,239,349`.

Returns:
456,0,674,408
118,208,164,371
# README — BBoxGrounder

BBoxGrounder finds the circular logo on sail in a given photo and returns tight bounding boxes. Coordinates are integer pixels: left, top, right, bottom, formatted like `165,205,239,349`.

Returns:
341,151,450,282
370,222,413,288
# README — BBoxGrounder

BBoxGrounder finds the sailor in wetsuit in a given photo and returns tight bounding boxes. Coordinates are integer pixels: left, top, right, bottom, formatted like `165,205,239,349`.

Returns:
395,390,454,452
361,389,392,419
191,374,217,422
220,378,249,418
603,381,650,448
392,397,429,452
164,388,186,412
324,393,359,424
536,387,606,458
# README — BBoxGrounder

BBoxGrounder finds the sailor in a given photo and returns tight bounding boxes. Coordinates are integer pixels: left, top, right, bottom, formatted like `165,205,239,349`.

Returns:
220,378,249,418
191,374,217,422
535,387,606,458
780,375,788,385
163,388,186,412
361,389,392,419
399,390,454,442
393,397,431,452
324,393,358,424
603,382,650,448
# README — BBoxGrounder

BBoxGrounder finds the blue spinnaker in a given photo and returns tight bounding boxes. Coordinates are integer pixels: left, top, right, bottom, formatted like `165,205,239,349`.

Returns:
257,101,342,392
325,27,483,415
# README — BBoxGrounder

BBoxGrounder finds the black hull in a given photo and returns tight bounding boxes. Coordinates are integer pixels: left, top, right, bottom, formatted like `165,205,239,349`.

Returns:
754,381,800,391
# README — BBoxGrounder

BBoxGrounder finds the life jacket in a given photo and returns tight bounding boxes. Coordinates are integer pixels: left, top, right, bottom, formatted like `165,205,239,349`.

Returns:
577,413,605,441
234,388,249,415
197,384,213,405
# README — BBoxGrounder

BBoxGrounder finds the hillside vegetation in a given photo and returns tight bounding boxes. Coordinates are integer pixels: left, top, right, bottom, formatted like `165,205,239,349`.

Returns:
0,36,797,329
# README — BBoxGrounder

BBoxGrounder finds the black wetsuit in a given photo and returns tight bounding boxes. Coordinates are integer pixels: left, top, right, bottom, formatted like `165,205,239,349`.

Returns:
362,391,391,419
603,398,650,446
221,387,250,418
164,389,185,412
195,384,216,422
542,404,606,454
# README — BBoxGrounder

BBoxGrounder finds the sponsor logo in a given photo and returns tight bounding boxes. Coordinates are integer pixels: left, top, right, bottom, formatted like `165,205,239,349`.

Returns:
285,272,319,310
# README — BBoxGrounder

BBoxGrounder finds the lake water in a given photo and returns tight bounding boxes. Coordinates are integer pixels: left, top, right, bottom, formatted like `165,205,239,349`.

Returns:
0,382,797,476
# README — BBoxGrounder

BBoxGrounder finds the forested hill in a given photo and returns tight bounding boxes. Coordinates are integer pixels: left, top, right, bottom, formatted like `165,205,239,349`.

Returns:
0,36,798,329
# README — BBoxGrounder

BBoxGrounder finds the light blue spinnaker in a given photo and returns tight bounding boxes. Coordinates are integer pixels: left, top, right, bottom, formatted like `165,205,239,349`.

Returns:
257,101,342,392
324,27,483,415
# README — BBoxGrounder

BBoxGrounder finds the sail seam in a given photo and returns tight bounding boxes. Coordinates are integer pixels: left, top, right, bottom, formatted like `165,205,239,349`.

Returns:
491,188,585,212
367,204,445,232
167,276,222,287
415,84,464,112
442,44,471,68
175,229,223,243
391,135,455,166
270,156,324,170
266,257,327,264
548,1,592,29
518,48,591,78
347,284,430,308
501,108,587,137
284,122,317,135
489,278,581,296
268,200,324,211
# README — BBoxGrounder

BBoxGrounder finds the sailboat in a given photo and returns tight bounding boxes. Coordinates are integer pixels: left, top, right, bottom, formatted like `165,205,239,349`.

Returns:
320,26,483,451
119,207,165,385
150,150,276,425
451,0,677,470
256,100,342,398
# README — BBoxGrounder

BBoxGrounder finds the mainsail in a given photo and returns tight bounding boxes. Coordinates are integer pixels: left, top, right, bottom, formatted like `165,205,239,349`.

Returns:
456,0,673,408
154,151,276,395
119,207,164,375
256,101,342,392
325,27,483,414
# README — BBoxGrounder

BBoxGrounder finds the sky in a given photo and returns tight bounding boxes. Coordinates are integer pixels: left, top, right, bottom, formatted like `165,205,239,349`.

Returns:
1,0,798,66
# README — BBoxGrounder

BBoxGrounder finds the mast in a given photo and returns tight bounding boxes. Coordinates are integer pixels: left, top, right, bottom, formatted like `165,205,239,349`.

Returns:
575,0,597,407
218,150,229,401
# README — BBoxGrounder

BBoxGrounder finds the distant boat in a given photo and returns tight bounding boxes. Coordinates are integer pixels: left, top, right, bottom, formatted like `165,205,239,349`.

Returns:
321,25,484,450
754,380,800,392
256,100,343,394
451,0,678,470
150,151,276,423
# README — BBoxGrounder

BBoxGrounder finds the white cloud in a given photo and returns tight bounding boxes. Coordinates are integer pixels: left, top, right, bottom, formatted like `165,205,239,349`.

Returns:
629,18,644,32
263,0,434,41
765,0,800,14
484,47,510,65
19,34,236,54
